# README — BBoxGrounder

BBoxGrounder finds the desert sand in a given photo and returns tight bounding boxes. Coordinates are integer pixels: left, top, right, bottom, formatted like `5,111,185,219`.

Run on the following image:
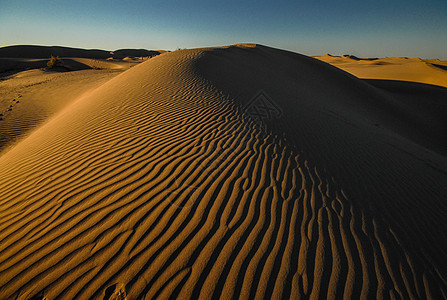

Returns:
315,53,447,88
0,54,147,154
0,44,446,299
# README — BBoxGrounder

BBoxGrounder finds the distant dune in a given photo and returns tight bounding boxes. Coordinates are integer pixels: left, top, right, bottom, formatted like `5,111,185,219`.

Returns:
0,45,162,79
111,49,160,59
315,54,447,88
0,45,112,59
0,44,446,299
0,45,161,59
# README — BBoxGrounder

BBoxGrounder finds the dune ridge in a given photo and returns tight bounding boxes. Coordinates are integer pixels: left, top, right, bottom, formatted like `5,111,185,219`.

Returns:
0,45,446,299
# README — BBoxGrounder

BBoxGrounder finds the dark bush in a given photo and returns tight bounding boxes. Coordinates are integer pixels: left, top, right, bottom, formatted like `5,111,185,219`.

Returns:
47,56,62,68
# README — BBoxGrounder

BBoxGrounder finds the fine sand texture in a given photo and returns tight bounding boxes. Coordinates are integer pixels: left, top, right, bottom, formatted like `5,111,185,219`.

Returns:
0,45,446,299
315,54,447,88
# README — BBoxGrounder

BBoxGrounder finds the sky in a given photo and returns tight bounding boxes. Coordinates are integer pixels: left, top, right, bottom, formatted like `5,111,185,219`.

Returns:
1,0,446,59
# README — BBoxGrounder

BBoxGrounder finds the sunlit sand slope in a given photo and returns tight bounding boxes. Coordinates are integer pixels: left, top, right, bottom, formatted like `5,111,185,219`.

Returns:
0,45,446,299
0,67,130,154
315,54,447,88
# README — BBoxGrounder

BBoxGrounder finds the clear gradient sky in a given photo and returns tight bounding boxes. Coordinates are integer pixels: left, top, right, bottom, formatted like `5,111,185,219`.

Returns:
1,0,446,59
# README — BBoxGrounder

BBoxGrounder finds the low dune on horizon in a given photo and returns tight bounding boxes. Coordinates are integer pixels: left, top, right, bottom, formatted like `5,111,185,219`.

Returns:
0,44,446,299
315,53,447,88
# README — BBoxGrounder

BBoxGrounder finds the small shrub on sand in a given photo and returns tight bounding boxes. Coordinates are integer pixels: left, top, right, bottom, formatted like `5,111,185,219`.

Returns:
47,56,62,69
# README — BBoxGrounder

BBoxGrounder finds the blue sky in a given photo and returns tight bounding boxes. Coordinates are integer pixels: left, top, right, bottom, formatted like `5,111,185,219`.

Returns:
1,0,446,59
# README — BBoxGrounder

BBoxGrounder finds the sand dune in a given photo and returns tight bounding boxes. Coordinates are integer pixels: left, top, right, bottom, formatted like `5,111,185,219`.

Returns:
315,54,447,88
111,49,160,59
65,58,140,71
0,45,161,76
0,44,446,299
0,45,112,59
0,61,138,154
0,45,160,60
0,51,149,154
0,54,152,77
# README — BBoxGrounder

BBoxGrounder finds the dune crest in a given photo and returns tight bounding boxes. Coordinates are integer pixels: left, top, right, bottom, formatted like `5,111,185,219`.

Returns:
0,45,446,299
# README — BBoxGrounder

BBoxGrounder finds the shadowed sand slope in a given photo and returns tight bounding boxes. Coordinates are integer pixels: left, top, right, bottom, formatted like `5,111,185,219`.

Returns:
0,45,446,299
0,45,111,59
0,45,161,60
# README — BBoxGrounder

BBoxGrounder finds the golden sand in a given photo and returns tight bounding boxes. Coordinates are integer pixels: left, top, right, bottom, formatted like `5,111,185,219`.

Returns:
0,45,446,299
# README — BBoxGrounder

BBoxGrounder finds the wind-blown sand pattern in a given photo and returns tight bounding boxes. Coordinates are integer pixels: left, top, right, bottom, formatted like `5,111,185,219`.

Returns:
0,44,446,299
